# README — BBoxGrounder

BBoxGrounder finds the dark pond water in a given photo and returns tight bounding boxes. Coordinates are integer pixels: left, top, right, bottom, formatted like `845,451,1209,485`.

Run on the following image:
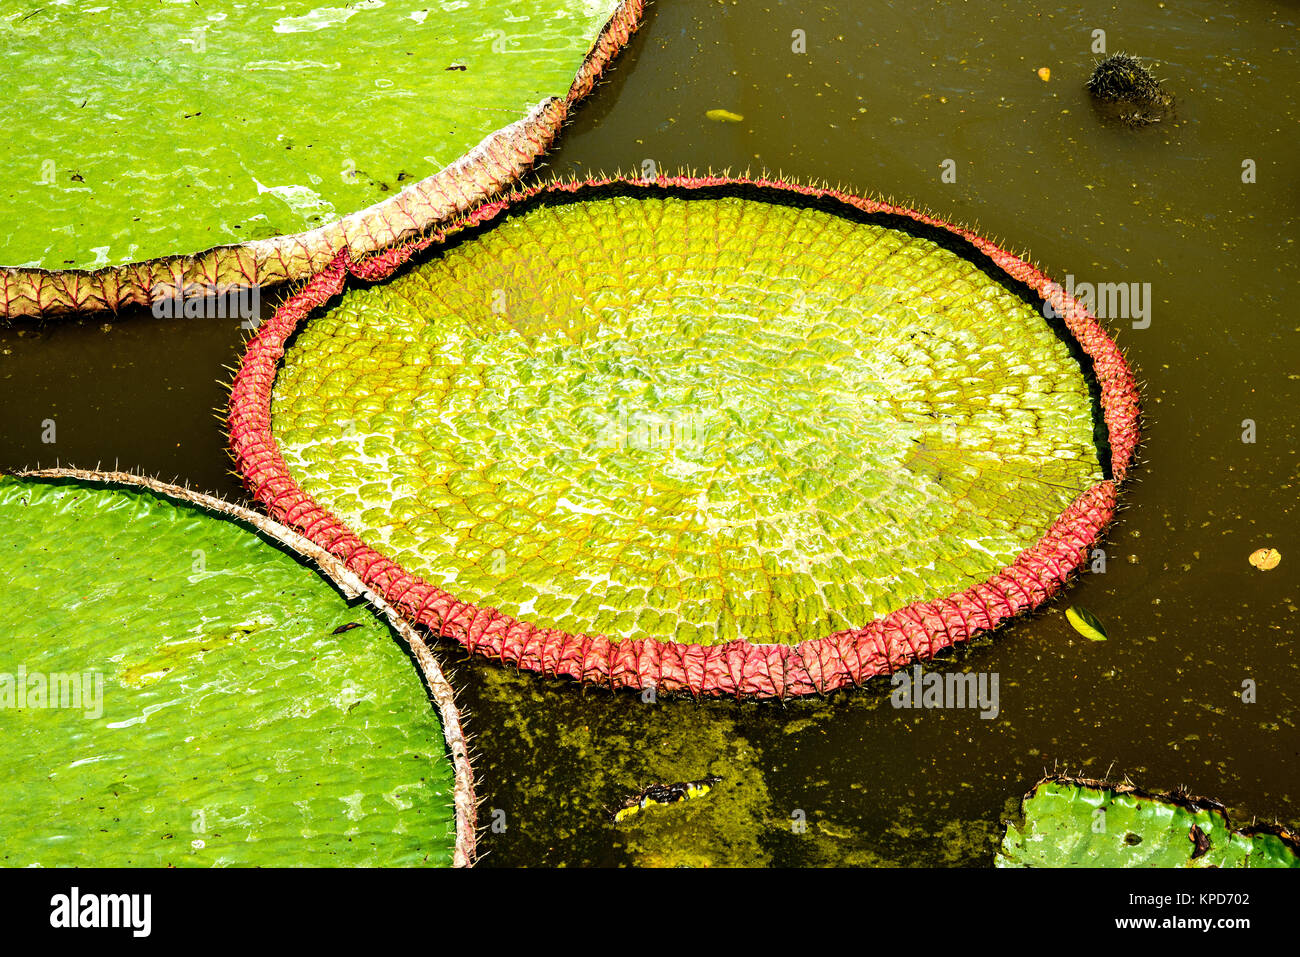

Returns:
2,0,1296,866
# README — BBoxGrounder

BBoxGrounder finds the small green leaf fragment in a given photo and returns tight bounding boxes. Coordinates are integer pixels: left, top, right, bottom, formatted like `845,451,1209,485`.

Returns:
1065,604,1107,641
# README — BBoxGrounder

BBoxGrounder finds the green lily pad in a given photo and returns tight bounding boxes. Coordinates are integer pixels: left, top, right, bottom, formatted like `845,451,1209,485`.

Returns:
1,0,639,316
271,189,1102,650
0,470,471,867
998,775,1300,868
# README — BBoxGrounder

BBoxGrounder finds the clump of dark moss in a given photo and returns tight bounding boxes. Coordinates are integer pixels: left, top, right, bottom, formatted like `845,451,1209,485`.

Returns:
1087,52,1173,127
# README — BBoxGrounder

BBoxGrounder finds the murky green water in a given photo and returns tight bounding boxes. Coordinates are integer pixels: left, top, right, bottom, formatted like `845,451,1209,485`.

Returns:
2,0,1296,866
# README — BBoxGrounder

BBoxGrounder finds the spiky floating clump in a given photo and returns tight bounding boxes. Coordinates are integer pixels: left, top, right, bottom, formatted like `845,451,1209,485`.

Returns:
228,174,1141,700
1086,52,1174,126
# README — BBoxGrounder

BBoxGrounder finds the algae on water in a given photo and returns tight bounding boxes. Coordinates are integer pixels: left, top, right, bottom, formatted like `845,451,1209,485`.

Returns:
467,663,775,867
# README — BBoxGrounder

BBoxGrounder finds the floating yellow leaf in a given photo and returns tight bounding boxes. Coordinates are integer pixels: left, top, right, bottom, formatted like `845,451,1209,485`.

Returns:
1037,67,1051,82
706,108,744,123
1065,605,1107,641
1249,547,1281,571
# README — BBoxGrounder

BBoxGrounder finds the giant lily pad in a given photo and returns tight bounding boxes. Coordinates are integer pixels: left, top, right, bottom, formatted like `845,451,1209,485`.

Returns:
998,775,1300,868
0,469,474,866
0,0,643,317
230,176,1141,698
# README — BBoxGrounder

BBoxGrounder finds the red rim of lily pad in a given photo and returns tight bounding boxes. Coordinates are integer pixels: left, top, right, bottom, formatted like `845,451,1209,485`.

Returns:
228,174,1141,699
0,0,644,319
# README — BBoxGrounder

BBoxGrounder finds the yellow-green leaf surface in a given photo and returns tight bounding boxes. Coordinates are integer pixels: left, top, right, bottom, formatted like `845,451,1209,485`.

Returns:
272,193,1104,647
1,0,620,271
0,475,457,867
999,778,1300,868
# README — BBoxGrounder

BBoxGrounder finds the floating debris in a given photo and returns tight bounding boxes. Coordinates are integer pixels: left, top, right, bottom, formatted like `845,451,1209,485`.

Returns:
1065,605,1108,641
612,776,723,823
1086,52,1173,127
1249,547,1281,571
706,108,744,123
